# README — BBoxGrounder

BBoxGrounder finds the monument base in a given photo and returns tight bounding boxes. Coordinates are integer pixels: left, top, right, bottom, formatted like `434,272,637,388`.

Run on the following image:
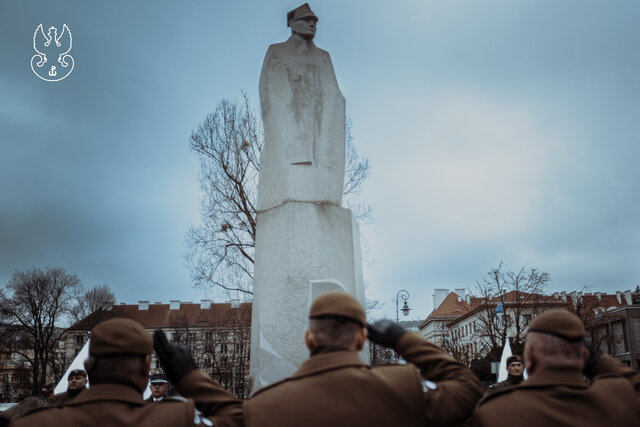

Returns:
249,201,365,392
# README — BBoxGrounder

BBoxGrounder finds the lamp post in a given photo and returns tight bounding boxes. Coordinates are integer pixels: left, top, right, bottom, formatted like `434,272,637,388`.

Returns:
395,290,410,323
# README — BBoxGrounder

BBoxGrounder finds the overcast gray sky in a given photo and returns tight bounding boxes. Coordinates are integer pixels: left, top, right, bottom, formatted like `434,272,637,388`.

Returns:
1,0,638,320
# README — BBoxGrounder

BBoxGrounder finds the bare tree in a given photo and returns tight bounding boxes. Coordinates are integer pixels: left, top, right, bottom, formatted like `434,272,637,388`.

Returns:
471,263,551,358
186,93,371,297
71,284,116,329
168,305,251,398
0,267,82,395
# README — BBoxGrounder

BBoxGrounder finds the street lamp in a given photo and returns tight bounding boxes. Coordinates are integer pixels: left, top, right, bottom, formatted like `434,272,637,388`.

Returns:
395,290,410,323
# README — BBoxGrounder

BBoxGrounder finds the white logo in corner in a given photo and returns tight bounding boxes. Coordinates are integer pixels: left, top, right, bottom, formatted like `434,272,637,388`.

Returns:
31,24,74,82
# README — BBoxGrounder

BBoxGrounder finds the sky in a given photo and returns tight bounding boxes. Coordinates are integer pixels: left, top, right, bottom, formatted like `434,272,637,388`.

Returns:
1,0,638,321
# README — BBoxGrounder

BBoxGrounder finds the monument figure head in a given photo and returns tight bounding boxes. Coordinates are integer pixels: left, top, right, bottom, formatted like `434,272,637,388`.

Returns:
287,3,318,41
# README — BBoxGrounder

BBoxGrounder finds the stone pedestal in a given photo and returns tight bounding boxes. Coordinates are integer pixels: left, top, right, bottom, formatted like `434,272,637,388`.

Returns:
249,201,365,391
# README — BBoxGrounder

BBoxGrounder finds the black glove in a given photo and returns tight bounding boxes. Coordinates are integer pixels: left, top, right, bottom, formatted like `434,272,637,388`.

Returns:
153,329,198,384
367,320,407,348
583,339,602,375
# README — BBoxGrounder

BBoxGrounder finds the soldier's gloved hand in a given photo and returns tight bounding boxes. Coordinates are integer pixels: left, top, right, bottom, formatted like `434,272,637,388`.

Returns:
153,329,198,384
367,320,407,349
583,339,602,375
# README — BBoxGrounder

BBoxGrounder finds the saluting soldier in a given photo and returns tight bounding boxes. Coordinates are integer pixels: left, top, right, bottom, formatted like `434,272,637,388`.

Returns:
12,318,239,426
153,292,483,427
472,309,640,426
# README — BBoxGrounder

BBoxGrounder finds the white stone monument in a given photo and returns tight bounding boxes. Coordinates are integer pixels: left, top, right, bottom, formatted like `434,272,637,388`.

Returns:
250,3,366,392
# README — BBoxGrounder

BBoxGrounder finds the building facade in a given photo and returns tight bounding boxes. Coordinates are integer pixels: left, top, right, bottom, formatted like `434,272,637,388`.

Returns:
420,288,639,370
65,299,252,398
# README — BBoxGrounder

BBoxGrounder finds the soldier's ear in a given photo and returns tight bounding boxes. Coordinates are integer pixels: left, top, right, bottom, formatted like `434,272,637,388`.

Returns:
524,343,536,374
305,329,316,351
581,346,589,367
141,354,152,376
355,327,367,351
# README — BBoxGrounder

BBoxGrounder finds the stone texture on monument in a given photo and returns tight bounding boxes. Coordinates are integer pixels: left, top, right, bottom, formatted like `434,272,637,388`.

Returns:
250,4,366,392
257,35,345,211
250,203,365,388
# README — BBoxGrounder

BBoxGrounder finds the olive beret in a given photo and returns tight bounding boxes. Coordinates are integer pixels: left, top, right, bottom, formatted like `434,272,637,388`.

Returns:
90,318,153,357
506,355,522,366
68,369,86,379
309,292,366,327
527,309,586,342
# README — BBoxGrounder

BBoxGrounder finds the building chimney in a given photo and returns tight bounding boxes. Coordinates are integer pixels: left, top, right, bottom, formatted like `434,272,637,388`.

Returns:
560,291,567,302
623,290,632,305
465,294,471,304
553,292,559,300
230,298,241,308
433,289,449,311
616,291,622,304
169,300,180,310
595,292,601,301
138,301,149,311
200,299,212,309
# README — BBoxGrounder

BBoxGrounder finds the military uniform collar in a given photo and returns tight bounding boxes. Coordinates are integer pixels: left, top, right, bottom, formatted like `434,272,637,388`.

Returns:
286,35,316,52
69,383,146,406
291,350,368,379
523,368,588,388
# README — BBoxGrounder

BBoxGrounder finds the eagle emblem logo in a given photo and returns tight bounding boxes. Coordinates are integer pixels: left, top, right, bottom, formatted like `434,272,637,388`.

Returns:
31,24,74,82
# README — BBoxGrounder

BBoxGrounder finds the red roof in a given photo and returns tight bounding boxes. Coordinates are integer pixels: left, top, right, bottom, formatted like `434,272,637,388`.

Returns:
429,292,471,318
70,302,252,331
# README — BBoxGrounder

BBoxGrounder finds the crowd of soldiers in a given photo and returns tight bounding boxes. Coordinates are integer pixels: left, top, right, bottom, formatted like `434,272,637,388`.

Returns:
1,291,639,426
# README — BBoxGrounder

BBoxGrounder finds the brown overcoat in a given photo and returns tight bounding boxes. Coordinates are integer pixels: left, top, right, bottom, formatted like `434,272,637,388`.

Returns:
11,371,240,427
200,332,482,427
472,355,640,427
47,389,84,406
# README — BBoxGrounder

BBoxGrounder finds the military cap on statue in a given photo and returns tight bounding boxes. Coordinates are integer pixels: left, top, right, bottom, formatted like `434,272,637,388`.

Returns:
287,3,318,27
89,318,153,357
527,309,586,342
309,292,366,327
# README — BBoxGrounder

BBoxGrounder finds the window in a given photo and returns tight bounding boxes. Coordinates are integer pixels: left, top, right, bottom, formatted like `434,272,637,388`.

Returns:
523,314,532,326
75,335,84,345
221,344,228,354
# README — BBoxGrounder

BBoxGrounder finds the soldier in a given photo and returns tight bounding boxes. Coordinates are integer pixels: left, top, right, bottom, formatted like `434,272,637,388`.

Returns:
154,292,483,426
146,373,170,402
12,318,240,426
485,355,524,395
472,309,640,426
47,369,87,405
